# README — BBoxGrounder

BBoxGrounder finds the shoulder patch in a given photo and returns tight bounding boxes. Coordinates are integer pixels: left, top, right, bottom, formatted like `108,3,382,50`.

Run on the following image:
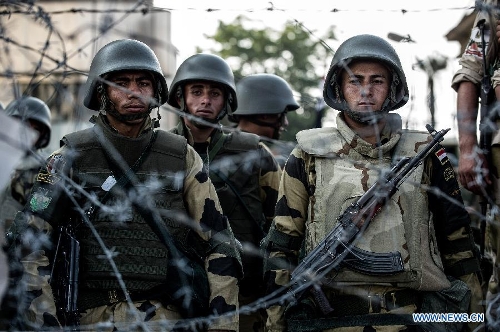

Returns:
435,148,449,165
29,187,52,212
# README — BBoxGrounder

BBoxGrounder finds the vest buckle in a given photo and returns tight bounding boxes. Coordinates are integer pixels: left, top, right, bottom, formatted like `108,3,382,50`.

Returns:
108,289,119,304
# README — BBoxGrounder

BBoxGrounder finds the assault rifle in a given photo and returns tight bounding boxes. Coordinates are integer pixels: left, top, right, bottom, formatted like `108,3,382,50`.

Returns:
287,124,450,315
50,223,80,327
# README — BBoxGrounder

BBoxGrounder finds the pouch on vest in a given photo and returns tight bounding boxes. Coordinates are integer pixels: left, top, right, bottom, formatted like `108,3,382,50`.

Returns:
419,276,471,332
165,244,210,321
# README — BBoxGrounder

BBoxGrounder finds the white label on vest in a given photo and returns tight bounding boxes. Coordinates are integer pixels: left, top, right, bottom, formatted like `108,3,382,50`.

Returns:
101,175,117,191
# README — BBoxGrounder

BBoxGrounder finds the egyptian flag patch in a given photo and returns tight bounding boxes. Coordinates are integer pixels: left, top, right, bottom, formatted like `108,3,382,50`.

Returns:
435,148,448,165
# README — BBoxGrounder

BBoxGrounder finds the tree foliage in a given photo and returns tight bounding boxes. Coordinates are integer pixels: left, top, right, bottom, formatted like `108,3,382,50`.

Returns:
200,15,336,141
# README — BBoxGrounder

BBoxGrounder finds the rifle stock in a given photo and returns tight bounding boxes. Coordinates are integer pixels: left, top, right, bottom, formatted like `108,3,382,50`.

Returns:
287,125,450,315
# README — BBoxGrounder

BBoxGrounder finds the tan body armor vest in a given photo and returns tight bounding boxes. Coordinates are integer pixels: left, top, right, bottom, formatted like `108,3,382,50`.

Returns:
296,127,450,291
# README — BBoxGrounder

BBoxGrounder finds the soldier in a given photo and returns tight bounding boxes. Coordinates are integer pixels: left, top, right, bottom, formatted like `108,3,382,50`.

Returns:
168,54,281,332
452,0,500,322
6,39,241,331
262,34,482,332
0,97,52,329
229,73,300,167
0,96,52,231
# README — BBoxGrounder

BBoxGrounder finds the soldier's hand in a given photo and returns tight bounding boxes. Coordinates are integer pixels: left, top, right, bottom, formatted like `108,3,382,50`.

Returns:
458,149,491,195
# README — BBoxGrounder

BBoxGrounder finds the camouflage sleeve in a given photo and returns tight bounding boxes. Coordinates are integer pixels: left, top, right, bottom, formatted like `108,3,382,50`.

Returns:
451,0,497,90
11,214,60,328
258,142,282,232
0,166,40,232
5,148,72,328
10,167,40,207
183,145,241,331
263,147,313,332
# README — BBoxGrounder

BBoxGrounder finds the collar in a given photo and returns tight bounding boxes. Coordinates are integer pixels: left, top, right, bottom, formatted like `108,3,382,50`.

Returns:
93,113,153,137
175,119,223,148
336,113,402,159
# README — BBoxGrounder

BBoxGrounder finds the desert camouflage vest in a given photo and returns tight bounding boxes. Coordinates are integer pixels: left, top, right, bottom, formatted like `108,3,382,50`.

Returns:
296,127,450,291
63,125,189,292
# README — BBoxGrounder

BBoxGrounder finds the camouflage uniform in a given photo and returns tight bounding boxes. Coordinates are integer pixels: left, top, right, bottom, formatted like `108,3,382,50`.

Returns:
263,113,482,332
0,155,42,231
451,0,500,322
7,114,242,331
0,95,52,254
171,121,281,332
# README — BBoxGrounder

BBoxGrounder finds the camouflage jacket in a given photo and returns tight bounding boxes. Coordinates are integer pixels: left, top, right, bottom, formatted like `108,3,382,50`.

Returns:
262,113,481,331
7,114,242,331
451,0,500,90
170,121,281,297
0,155,43,231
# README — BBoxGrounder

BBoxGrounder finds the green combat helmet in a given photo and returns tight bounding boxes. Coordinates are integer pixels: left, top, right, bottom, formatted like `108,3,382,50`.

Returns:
5,96,52,149
323,34,409,116
167,53,237,122
232,73,299,120
83,39,168,118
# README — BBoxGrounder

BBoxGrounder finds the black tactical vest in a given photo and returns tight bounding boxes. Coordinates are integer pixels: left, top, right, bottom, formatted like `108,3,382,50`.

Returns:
63,124,189,292
206,130,266,294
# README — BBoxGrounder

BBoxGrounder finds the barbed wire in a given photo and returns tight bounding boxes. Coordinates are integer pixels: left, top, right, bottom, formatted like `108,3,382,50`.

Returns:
0,0,494,331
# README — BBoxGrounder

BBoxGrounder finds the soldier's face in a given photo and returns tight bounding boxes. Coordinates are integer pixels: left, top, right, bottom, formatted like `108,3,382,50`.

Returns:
341,61,390,113
182,81,225,121
105,70,155,123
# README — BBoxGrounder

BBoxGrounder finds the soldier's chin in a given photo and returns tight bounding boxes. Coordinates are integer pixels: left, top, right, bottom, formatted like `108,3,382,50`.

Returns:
344,109,384,124
193,115,218,128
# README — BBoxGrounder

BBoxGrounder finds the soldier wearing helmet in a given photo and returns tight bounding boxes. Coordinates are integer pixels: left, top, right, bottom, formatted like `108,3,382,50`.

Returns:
4,96,52,149
0,96,52,328
0,96,52,230
262,34,481,331
231,73,300,168
452,1,500,326
5,40,241,331
168,54,281,332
